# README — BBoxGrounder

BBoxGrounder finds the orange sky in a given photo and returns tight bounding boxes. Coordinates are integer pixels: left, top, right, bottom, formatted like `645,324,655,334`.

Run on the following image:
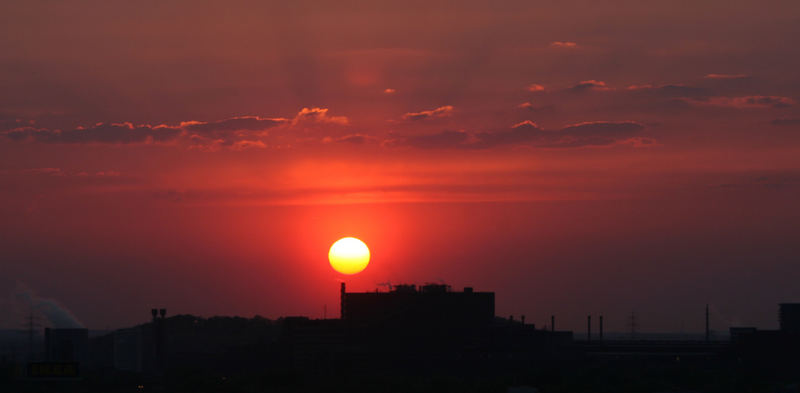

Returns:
1,0,800,332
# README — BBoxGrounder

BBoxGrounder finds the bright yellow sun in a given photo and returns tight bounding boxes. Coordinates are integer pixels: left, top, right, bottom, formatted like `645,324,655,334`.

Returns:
328,237,370,275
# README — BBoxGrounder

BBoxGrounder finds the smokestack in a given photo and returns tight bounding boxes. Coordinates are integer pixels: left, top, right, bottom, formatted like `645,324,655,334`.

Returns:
705,304,710,342
551,315,555,331
599,315,604,341
340,283,346,320
587,315,592,342
521,315,525,326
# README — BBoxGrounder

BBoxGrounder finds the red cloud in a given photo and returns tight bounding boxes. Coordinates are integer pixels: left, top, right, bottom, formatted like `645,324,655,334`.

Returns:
527,83,545,92
180,116,286,134
517,102,556,113
551,41,578,48
4,122,181,144
704,73,750,79
625,84,708,97
389,121,646,149
3,107,351,151
687,96,794,109
570,80,611,92
402,105,454,121
292,107,349,125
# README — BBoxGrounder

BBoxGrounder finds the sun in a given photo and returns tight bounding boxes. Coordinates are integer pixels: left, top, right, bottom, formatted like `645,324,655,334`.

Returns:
328,237,370,275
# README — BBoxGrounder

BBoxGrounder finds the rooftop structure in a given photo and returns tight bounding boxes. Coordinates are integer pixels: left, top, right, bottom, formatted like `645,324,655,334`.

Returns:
340,283,495,330
779,303,800,333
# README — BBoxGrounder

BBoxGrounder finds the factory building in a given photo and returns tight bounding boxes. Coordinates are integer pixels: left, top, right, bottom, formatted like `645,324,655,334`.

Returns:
112,327,143,372
340,283,495,330
44,328,89,364
779,303,800,333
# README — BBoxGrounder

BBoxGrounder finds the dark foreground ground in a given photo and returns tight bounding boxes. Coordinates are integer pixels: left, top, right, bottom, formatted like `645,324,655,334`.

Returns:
3,355,799,393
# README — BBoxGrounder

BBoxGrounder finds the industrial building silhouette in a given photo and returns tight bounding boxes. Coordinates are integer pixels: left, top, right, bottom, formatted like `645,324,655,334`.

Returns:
4,284,800,392
341,283,494,327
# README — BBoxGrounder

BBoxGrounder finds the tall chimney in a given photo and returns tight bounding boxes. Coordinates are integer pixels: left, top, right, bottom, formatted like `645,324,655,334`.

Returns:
551,315,555,332
705,304,710,342
340,283,346,320
587,315,592,342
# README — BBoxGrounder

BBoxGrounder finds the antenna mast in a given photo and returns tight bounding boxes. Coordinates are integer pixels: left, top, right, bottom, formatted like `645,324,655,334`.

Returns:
628,311,638,339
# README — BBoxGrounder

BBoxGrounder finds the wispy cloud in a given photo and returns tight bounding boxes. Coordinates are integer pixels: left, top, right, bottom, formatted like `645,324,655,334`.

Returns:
181,116,286,134
3,108,351,150
550,41,578,48
517,102,556,113
402,105,454,121
626,84,709,98
389,121,647,149
687,96,794,109
569,80,611,92
291,107,349,125
527,83,545,92
704,73,750,80
5,122,182,144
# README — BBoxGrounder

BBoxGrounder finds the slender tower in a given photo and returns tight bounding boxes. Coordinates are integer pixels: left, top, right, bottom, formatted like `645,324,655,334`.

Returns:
551,315,555,332
629,311,638,339
340,283,346,320
27,310,34,361
587,315,592,342
705,304,710,342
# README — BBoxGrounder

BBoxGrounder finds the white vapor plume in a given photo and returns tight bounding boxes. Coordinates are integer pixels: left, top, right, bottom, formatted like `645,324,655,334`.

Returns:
14,283,84,329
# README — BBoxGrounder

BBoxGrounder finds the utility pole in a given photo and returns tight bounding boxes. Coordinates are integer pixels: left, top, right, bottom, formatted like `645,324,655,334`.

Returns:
28,310,34,361
587,315,591,342
629,311,638,339
25,307,42,362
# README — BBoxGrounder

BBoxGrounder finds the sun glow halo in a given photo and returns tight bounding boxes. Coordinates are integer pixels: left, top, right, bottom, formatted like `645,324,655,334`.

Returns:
328,237,370,275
